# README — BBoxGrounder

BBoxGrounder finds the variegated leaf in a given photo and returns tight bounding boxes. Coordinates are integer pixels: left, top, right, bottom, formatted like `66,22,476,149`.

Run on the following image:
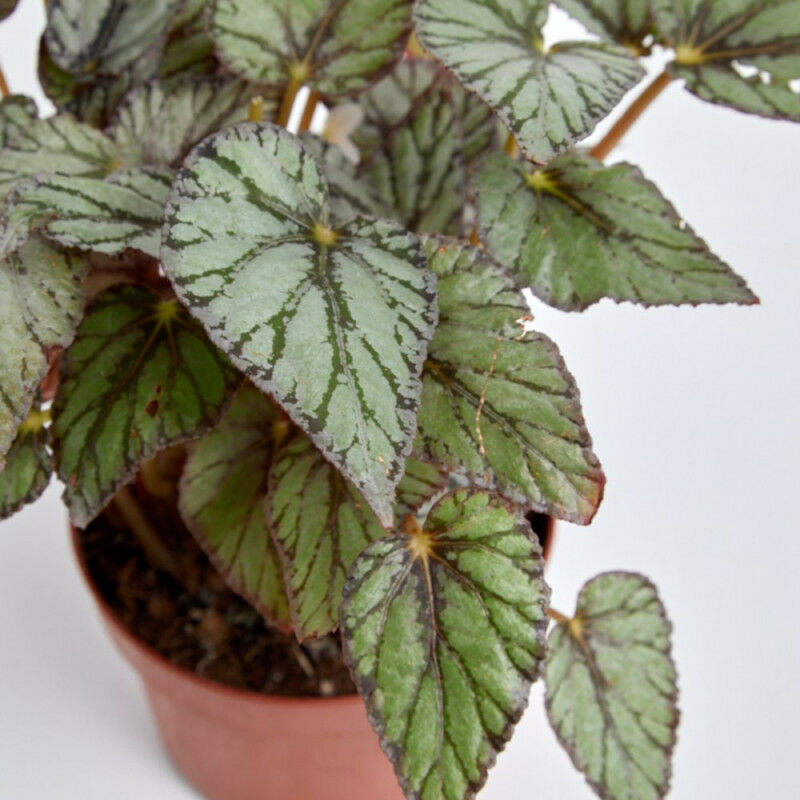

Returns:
179,384,292,630
342,489,551,800
0,405,52,520
267,434,385,639
394,456,448,519
545,572,679,800
111,76,276,168
656,0,800,120
417,238,605,525
475,151,758,310
0,96,37,148
210,0,412,96
161,123,437,527
555,0,659,53
7,168,172,259
52,285,237,526
161,0,217,77
0,233,86,458
414,0,645,163
0,0,18,22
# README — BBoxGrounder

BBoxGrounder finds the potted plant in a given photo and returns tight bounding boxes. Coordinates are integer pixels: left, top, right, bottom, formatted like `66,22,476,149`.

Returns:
1,0,797,798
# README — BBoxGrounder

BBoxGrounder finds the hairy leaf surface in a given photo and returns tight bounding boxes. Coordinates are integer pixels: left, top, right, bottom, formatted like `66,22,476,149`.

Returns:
179,384,291,629
555,0,658,51
0,406,52,519
545,572,679,800
52,285,237,526
417,238,605,524
210,0,412,96
475,151,758,310
0,96,37,148
162,123,437,526
342,489,550,800
414,0,644,162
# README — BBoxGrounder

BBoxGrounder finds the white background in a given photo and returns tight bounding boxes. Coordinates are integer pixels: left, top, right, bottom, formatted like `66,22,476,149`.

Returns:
1,3,799,798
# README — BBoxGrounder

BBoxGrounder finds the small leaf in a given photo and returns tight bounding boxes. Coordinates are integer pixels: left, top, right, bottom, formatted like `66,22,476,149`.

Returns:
210,0,412,96
0,405,52,520
555,0,658,52
179,384,291,630
545,572,679,800
0,234,86,458
394,456,449,519
417,238,605,524
656,0,800,120
475,151,758,310
7,168,172,259
162,123,437,527
267,435,385,639
342,489,551,800
414,0,644,162
52,285,237,526
0,95,37,148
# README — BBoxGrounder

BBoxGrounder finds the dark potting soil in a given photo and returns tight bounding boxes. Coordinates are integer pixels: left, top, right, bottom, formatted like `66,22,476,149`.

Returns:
80,502,357,698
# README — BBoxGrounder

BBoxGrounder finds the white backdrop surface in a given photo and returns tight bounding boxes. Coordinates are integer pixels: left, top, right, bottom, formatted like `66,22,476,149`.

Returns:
1,3,798,798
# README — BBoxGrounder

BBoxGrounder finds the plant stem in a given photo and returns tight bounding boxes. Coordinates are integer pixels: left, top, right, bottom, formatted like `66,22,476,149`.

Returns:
276,77,303,129
0,62,9,98
298,90,320,133
114,485,178,575
547,607,570,625
589,68,673,162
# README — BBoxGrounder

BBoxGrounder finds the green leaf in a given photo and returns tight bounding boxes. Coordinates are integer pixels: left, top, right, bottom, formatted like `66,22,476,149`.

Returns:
475,150,758,310
0,234,86,458
394,456,449,519
0,0,18,22
0,405,52,520
0,96,37,148
342,489,551,800
545,572,679,800
657,1,800,120
267,434,386,639
52,285,237,527
160,0,218,77
110,76,275,168
161,123,437,527
7,168,173,259
416,237,605,525
414,0,644,163
554,1,658,52
44,0,180,76
179,384,291,630
210,0,412,96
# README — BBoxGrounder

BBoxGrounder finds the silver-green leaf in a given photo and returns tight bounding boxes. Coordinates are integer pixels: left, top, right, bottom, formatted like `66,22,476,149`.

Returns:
545,572,679,800
414,0,645,162
0,95,37,148
342,489,551,800
161,123,438,527
52,285,237,527
475,150,758,310
555,0,658,52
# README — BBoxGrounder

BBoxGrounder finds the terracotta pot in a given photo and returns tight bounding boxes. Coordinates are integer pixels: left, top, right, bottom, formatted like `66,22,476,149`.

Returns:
70,525,404,800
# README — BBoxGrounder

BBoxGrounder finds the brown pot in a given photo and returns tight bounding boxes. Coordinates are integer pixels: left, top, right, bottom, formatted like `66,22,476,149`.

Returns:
70,525,404,800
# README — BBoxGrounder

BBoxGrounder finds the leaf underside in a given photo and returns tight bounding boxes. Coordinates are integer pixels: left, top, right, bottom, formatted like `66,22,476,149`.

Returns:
342,489,551,800
475,151,758,310
0,410,52,519
52,285,237,527
545,572,679,800
161,123,438,527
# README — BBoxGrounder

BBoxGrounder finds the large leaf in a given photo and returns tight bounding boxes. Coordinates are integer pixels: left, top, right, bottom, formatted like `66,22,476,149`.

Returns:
267,435,386,639
342,489,551,800
0,405,52,520
555,1,658,53
656,0,800,120
0,234,86,458
110,76,276,168
161,123,438,527
52,285,237,526
475,151,758,310
414,0,644,163
44,0,180,76
6,168,172,259
0,96,37,148
210,0,412,96
179,384,291,630
417,238,605,525
545,572,679,800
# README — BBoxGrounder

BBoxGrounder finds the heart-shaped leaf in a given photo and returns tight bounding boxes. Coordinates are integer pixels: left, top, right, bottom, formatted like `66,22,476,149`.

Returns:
555,0,658,53
475,151,758,310
655,0,800,120
52,285,237,526
342,488,551,800
210,0,413,96
545,572,679,800
7,168,172,259
0,96,37,148
0,233,86,458
414,0,644,162
416,238,605,525
161,123,438,526
179,384,292,630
